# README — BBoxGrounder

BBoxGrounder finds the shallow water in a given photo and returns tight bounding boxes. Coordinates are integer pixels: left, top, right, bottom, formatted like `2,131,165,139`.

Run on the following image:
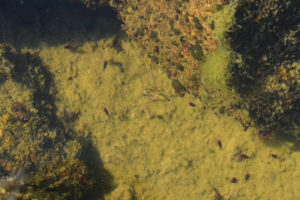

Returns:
0,1,299,200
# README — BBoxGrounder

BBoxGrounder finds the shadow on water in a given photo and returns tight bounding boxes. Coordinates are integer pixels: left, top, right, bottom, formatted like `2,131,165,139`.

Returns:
0,0,122,49
80,141,115,200
2,47,58,127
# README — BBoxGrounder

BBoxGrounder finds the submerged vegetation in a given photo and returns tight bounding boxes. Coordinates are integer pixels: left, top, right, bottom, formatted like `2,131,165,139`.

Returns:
0,0,299,199
0,45,113,199
228,0,300,143
114,0,226,95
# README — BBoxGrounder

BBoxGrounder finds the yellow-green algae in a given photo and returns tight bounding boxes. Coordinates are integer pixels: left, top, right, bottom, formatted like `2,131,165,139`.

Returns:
200,2,236,89
36,7,300,199
1,3,299,200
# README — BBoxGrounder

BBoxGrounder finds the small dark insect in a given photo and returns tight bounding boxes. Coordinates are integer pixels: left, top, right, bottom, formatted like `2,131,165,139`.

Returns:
217,140,222,149
239,153,250,160
245,173,251,181
270,154,278,159
189,102,196,107
231,177,238,183
103,107,109,116
103,60,108,70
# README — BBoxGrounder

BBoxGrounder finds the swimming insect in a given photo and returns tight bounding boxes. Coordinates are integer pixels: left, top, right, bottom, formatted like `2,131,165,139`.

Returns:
143,88,171,102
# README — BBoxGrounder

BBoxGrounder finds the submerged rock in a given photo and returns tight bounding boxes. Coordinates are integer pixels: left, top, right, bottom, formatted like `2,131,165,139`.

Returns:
227,0,300,143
